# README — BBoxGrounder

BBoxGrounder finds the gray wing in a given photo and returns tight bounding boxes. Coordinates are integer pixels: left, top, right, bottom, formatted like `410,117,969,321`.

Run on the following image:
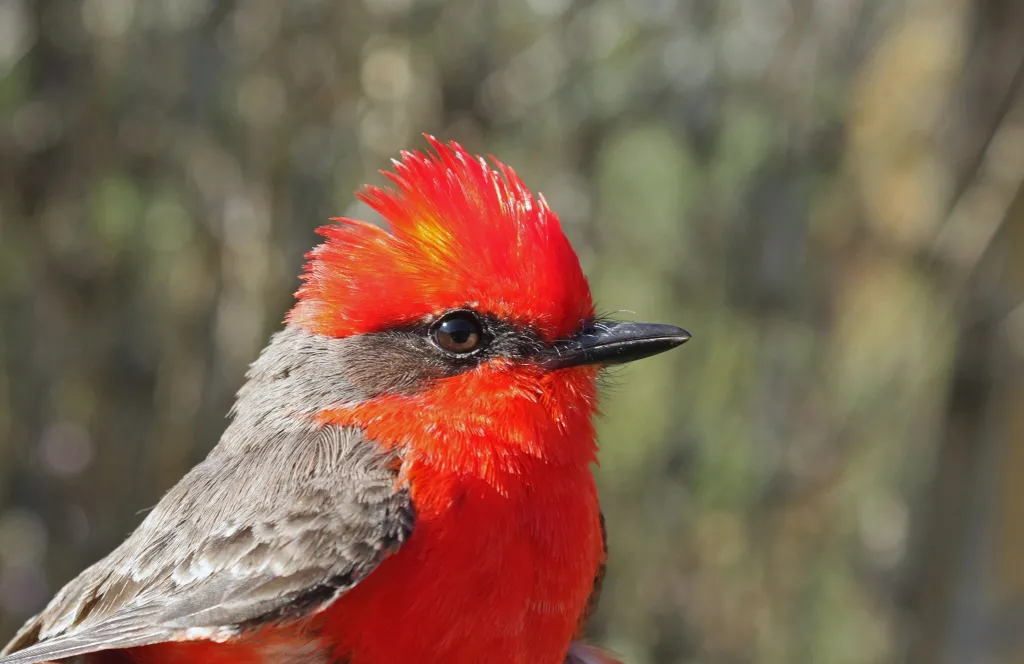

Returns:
0,425,413,664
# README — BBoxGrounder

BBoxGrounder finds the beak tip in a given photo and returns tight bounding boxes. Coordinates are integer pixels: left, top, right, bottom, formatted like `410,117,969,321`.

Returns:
647,325,690,358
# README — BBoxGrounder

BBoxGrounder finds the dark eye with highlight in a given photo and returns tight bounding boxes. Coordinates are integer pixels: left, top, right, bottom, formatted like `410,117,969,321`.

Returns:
431,311,485,354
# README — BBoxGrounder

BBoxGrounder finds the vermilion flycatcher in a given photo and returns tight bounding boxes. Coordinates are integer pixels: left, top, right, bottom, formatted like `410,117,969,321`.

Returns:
1,138,689,664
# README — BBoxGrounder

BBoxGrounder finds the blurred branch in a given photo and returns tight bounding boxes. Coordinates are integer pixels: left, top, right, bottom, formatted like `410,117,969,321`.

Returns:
932,0,1024,286
932,63,1024,284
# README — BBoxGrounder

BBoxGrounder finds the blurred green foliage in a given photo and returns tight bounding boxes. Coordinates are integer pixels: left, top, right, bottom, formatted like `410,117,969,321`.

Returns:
2,1,1024,663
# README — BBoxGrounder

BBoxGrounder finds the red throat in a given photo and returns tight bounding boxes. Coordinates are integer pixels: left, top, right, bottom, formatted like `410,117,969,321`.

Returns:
318,360,601,481
315,361,604,664
287,136,594,341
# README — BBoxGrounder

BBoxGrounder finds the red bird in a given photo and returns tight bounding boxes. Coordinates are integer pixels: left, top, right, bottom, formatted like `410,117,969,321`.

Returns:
1,138,689,664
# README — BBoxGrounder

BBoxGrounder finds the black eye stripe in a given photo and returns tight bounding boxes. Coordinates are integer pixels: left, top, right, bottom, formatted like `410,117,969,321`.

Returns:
345,311,554,396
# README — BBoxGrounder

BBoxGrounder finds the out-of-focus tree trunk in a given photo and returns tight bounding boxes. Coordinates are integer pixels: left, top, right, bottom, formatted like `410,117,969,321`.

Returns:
990,202,1024,664
904,0,1024,661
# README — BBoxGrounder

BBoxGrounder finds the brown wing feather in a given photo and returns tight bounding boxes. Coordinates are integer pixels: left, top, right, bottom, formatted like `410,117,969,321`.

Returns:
0,425,413,664
567,512,615,664
577,510,607,635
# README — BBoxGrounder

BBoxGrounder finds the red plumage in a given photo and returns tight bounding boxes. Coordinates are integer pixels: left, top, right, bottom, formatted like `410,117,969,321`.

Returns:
304,139,606,662
289,136,594,341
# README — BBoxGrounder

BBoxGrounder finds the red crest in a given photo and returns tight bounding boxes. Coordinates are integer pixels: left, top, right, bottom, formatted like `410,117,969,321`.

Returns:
289,137,593,341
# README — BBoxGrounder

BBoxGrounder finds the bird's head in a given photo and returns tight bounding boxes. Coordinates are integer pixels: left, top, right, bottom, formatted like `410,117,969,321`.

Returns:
275,138,688,480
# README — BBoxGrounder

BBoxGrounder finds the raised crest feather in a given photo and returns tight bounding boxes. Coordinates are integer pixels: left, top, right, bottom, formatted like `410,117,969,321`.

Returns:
288,136,593,341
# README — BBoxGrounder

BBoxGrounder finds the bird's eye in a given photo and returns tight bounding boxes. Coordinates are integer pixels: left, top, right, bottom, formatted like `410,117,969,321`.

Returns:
431,311,485,354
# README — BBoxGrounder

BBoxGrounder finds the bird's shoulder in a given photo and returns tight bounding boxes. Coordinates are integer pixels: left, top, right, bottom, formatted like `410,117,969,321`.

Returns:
0,424,413,664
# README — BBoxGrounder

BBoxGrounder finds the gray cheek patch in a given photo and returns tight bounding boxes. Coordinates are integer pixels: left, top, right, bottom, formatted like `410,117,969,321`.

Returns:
337,332,452,397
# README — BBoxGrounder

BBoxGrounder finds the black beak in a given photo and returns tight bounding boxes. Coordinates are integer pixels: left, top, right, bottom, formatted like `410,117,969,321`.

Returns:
542,321,691,370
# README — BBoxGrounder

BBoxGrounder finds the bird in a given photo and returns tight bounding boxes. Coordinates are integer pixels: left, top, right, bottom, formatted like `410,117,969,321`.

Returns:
0,137,690,664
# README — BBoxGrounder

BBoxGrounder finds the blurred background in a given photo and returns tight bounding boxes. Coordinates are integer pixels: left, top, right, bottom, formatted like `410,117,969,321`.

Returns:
1,0,1024,662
